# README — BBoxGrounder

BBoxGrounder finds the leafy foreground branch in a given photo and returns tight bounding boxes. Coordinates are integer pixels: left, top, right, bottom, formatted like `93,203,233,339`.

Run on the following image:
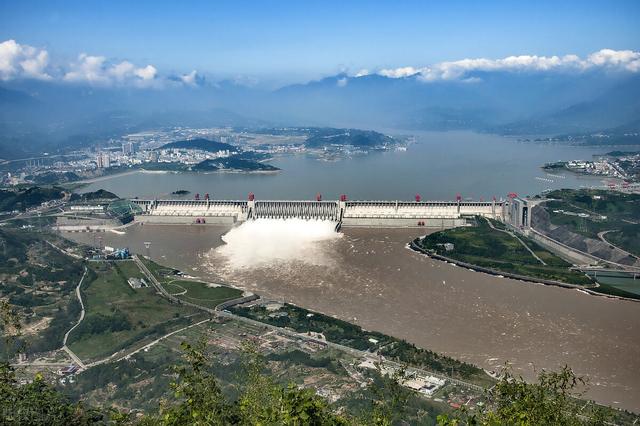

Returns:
0,336,621,425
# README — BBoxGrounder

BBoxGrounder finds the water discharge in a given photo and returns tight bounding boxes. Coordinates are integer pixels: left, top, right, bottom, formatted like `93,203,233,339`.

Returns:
64,224,640,412
214,218,342,269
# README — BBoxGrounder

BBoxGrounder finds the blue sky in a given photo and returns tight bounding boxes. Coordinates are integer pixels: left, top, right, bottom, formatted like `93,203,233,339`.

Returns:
1,0,639,84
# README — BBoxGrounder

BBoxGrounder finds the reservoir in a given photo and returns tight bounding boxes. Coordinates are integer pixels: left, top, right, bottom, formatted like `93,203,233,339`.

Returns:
80,131,615,200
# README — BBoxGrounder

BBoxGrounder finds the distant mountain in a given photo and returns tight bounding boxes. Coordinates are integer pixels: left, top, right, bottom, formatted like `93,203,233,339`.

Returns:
1,69,640,158
495,75,640,135
158,138,236,152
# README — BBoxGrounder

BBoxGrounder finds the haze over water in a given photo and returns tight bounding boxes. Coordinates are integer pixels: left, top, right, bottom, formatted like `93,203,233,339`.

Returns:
81,131,615,200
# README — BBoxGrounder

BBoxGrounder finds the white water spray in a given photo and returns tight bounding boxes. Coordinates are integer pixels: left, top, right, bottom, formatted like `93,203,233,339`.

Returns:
212,218,342,270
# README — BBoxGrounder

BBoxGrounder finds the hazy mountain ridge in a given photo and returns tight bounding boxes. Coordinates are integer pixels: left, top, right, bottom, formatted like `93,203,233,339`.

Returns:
158,138,236,152
1,70,639,159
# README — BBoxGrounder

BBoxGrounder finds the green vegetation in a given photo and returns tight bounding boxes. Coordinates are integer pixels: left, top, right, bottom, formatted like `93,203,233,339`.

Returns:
27,171,82,185
0,186,65,212
1,340,632,425
419,218,593,285
2,262,637,425
192,155,279,172
69,189,118,201
438,366,616,426
165,280,243,309
232,303,492,386
305,128,396,149
159,138,235,152
67,261,202,361
603,225,640,257
545,189,640,256
0,227,84,355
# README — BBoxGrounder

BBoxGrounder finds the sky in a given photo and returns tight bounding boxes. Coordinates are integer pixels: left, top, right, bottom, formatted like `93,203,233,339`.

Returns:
1,0,640,85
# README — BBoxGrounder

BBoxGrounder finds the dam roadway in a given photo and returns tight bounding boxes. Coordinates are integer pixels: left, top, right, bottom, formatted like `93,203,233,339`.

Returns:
131,197,508,227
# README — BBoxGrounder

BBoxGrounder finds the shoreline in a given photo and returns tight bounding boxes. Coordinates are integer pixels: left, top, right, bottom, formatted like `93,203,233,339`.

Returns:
408,239,640,303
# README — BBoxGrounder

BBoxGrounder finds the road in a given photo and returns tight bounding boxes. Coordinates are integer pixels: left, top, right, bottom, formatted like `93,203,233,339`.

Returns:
133,254,485,392
113,318,211,363
484,217,546,265
62,267,88,370
598,230,639,260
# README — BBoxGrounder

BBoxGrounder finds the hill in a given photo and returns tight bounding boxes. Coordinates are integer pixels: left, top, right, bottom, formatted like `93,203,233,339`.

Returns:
192,156,279,171
157,138,236,152
304,128,396,149
0,186,65,212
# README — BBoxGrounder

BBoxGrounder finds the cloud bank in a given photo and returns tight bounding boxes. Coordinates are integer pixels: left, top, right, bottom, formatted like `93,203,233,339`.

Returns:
1,39,639,88
375,49,640,82
0,39,51,81
0,39,182,87
63,54,158,87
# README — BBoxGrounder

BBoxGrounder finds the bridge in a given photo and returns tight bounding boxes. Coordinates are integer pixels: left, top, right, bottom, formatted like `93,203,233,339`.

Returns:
131,196,509,228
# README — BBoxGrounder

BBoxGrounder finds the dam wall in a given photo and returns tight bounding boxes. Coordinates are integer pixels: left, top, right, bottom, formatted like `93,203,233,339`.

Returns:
131,198,506,227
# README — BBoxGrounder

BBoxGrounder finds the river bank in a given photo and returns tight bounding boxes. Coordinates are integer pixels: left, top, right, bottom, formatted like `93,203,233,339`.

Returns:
63,223,640,412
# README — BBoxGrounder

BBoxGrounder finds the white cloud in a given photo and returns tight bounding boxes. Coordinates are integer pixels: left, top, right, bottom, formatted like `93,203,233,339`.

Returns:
377,49,640,82
134,65,157,81
180,70,198,86
337,77,348,87
0,39,51,80
588,49,640,71
63,53,158,87
354,69,370,77
378,66,420,78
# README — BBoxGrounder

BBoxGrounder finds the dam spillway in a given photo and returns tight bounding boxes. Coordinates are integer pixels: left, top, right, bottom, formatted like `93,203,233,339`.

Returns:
130,197,509,228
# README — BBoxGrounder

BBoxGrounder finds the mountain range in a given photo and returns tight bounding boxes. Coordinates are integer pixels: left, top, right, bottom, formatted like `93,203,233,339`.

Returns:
1,70,639,159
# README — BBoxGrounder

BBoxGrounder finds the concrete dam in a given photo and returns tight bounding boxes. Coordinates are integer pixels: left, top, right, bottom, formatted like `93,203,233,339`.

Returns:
131,197,508,228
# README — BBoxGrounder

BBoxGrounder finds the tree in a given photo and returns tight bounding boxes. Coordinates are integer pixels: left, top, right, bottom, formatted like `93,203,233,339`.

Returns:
437,365,609,426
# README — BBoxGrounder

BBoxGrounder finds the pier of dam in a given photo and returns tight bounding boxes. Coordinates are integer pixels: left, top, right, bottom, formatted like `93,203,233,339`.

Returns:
131,196,511,228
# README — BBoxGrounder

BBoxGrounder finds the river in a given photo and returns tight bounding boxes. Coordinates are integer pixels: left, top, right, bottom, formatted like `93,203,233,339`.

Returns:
79,131,615,200
65,223,640,412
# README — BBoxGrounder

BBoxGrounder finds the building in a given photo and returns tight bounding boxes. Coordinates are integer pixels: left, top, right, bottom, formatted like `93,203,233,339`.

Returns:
96,152,111,168
127,277,147,289
508,196,530,229
122,141,135,155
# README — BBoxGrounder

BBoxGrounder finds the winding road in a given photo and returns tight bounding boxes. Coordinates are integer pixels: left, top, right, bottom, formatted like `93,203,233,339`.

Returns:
62,267,88,370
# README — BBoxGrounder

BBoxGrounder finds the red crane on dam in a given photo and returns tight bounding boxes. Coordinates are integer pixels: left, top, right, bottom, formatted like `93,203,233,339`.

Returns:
415,194,421,202
248,192,255,201
205,193,210,200
340,194,348,202
316,193,322,201
195,193,200,200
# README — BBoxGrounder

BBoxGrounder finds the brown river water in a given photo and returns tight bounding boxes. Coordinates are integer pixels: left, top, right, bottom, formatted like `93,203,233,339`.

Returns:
66,223,640,412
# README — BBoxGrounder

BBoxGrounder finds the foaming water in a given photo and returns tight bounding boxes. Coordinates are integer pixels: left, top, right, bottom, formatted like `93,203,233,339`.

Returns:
210,218,342,270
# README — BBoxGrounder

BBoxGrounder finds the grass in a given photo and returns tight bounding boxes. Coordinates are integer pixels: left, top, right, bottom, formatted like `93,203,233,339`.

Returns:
545,189,640,257
67,261,202,361
140,256,243,308
420,218,593,286
165,280,243,309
